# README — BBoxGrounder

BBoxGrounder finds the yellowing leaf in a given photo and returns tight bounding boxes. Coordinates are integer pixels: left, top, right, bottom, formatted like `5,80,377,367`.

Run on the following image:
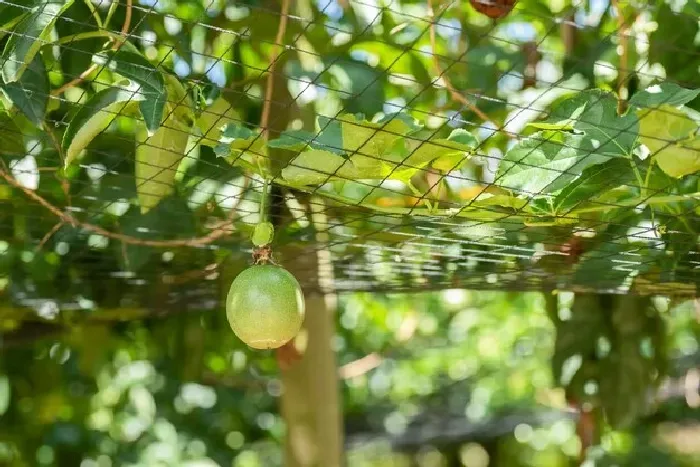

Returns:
282,150,352,186
136,119,191,213
196,97,241,146
638,105,700,178
339,114,410,172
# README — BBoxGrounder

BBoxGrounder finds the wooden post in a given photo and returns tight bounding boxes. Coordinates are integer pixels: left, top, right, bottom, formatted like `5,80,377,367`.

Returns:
279,197,343,467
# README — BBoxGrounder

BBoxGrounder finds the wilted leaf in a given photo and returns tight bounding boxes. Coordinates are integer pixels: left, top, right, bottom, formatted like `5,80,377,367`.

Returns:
196,97,241,146
62,80,144,166
136,118,192,213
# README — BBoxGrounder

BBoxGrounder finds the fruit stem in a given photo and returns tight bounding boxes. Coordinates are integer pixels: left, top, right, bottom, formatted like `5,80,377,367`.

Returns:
259,178,269,223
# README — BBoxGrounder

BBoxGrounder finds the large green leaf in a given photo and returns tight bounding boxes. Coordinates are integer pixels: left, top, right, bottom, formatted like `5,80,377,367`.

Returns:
1,0,74,82
638,104,700,178
496,130,608,195
554,158,634,213
62,80,144,166
1,55,48,125
630,83,700,109
214,123,266,172
339,113,413,174
282,149,353,186
92,50,167,132
404,129,479,175
135,118,191,213
547,90,639,158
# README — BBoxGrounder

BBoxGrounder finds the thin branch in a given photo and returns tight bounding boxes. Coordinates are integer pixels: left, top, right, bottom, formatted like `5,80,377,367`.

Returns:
338,353,383,379
120,0,133,42
51,64,99,96
611,0,632,114
259,0,291,140
0,167,237,248
427,0,492,123
35,221,66,252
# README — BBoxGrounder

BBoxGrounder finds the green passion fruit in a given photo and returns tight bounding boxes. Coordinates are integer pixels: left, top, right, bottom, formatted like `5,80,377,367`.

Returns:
226,265,305,350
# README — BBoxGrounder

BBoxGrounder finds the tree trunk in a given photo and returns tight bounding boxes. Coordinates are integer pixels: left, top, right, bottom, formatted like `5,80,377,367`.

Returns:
280,198,343,467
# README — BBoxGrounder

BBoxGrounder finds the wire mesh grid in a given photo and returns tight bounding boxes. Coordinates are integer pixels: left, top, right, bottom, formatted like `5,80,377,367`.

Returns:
0,0,698,302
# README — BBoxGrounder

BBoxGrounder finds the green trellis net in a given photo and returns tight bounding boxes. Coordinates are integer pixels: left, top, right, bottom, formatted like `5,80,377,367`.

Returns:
0,0,697,303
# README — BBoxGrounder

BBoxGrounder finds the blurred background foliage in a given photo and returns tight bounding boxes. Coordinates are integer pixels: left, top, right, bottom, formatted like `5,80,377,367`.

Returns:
2,292,700,466
1,0,700,465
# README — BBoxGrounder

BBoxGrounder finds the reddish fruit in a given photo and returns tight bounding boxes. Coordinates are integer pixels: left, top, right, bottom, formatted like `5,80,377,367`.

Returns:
469,0,517,19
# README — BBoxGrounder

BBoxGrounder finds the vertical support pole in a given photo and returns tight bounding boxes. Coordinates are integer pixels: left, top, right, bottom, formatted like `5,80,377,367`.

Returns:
280,197,343,467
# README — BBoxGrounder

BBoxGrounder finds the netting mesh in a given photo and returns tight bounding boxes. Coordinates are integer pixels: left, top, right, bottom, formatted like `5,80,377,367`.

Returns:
0,0,698,298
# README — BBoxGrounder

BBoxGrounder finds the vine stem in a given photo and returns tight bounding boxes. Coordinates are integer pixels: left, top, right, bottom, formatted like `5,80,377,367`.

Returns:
259,178,269,223
427,0,492,123
0,167,239,248
259,0,290,140
611,0,632,114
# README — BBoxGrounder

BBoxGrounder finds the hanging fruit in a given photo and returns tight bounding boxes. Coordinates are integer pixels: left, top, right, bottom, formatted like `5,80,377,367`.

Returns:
225,180,306,350
469,0,517,19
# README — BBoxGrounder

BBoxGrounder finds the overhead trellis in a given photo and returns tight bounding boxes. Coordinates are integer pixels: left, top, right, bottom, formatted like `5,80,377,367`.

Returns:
0,0,698,300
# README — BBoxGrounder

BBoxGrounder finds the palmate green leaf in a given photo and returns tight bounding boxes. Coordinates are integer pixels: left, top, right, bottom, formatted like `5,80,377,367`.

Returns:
1,0,74,82
282,149,354,186
92,50,167,132
339,113,414,174
404,129,479,175
0,55,48,125
280,118,478,185
496,130,609,195
62,80,144,166
630,83,700,109
638,104,700,178
554,158,634,213
136,118,192,213
267,130,318,152
214,123,266,174
547,90,638,158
